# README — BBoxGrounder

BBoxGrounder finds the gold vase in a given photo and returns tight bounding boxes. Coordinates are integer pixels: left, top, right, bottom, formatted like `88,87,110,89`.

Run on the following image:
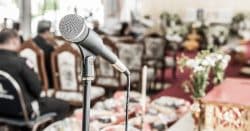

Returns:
191,98,202,131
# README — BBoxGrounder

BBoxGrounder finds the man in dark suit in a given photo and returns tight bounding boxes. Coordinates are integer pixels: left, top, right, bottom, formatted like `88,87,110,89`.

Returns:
12,22,24,44
0,28,69,120
33,20,54,88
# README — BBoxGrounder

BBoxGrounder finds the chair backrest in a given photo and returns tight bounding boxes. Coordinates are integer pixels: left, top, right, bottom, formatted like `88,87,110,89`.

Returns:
117,42,144,70
116,42,144,85
0,70,30,121
207,24,229,45
94,36,121,89
19,40,48,92
143,37,166,60
96,36,120,78
53,36,68,46
51,43,82,92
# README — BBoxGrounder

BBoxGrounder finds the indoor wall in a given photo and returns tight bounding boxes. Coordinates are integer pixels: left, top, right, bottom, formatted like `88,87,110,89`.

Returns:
139,0,250,22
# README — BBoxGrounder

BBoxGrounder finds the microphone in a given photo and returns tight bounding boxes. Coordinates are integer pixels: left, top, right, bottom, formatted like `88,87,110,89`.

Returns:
59,14,131,131
59,14,129,74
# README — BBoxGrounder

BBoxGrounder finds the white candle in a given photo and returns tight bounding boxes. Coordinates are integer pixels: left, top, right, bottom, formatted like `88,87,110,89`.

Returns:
141,66,147,131
141,65,147,113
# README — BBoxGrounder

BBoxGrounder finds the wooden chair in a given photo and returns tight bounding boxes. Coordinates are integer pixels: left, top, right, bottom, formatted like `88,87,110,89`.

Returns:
116,41,144,90
0,70,56,131
51,43,105,106
94,36,122,92
207,24,229,47
53,36,68,47
143,37,176,90
19,40,53,97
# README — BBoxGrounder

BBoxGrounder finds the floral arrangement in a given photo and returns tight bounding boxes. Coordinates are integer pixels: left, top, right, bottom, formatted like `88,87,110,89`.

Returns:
211,52,231,84
178,51,212,98
178,50,231,98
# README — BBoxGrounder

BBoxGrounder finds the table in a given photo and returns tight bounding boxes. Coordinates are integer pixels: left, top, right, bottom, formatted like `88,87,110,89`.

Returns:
200,78,250,131
203,78,250,106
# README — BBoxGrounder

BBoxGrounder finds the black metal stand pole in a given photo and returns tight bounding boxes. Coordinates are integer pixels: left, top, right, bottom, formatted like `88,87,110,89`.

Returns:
82,76,92,131
78,46,96,131
82,56,95,131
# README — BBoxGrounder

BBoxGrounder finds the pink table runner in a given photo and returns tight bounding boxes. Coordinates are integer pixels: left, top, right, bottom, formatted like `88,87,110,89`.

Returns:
203,78,250,106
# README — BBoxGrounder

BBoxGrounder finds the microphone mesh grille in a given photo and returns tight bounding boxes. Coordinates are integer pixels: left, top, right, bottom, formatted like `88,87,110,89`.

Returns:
59,14,86,41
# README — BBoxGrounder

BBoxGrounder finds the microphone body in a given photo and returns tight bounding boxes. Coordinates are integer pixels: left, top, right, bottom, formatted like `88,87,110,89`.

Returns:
59,14,129,74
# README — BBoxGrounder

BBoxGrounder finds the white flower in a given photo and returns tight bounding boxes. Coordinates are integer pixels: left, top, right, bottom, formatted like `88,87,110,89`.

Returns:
224,54,231,62
204,56,216,67
186,59,198,68
220,60,229,69
208,53,219,62
217,54,231,69
194,65,205,72
201,59,210,66
217,54,223,60
195,59,203,65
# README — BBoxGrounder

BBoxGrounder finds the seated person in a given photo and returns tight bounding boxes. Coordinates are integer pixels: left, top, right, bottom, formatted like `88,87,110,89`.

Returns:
92,20,105,35
197,26,208,50
0,28,70,120
12,22,24,44
118,22,138,39
33,20,54,88
183,27,200,51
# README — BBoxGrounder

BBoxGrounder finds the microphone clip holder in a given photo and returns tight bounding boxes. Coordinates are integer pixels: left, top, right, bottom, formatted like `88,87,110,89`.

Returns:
82,55,95,81
80,47,96,80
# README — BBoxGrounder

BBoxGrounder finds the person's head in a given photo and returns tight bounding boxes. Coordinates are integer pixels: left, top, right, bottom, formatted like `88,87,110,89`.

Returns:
37,20,52,39
120,22,130,36
144,15,151,20
93,20,100,30
13,22,20,31
0,28,20,51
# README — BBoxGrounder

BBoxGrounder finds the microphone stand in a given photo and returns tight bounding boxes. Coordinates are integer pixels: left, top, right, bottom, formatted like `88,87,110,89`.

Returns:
78,46,96,131
78,46,131,131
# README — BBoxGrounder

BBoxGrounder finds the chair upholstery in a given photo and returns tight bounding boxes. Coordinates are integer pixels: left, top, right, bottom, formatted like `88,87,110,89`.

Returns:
207,24,229,46
55,86,105,103
51,43,105,106
0,70,56,131
143,37,175,90
51,43,81,106
145,37,176,67
40,89,54,97
116,42,144,87
98,57,115,77
19,40,50,96
20,48,39,73
117,43,143,70
57,51,78,91
144,37,166,60
95,77,120,87
95,37,121,89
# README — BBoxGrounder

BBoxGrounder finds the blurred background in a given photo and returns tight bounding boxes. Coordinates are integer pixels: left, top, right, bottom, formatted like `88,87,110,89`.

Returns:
1,0,250,131
2,0,250,38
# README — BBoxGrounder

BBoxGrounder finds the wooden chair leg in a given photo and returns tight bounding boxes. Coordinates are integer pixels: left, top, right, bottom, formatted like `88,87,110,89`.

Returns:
172,66,177,79
153,67,158,91
174,53,177,79
161,67,165,90
107,89,113,97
